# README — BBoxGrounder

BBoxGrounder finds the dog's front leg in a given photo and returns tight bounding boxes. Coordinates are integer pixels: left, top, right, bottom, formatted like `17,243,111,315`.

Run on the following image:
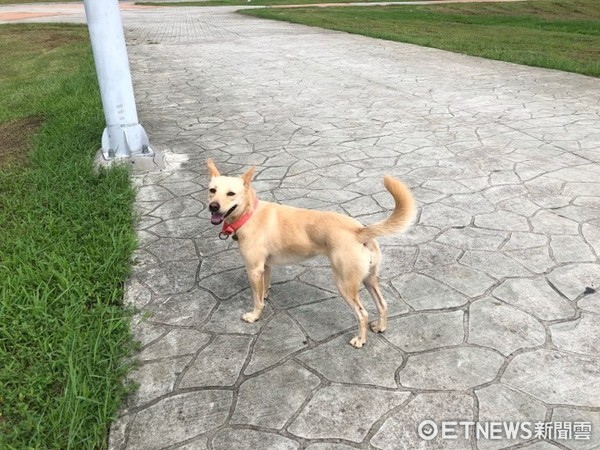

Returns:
263,264,272,300
242,264,265,323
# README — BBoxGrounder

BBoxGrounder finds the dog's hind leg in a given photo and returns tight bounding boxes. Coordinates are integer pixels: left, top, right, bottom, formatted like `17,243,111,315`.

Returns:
332,258,370,348
338,284,369,348
364,271,387,333
330,242,372,348
362,240,387,333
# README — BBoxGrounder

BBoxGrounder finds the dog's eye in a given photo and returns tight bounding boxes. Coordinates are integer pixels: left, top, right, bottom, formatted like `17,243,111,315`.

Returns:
227,191,235,197
209,188,216,194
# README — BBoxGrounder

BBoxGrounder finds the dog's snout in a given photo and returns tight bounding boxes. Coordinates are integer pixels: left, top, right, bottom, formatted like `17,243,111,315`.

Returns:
209,202,220,212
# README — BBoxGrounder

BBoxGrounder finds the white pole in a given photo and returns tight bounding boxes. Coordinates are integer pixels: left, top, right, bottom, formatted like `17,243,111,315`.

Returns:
83,0,153,161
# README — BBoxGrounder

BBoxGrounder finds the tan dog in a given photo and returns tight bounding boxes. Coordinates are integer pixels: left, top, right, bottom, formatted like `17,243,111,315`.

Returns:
207,159,416,348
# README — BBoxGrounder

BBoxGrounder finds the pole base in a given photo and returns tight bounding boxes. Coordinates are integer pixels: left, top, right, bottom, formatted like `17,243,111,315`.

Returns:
94,147,166,173
102,124,154,159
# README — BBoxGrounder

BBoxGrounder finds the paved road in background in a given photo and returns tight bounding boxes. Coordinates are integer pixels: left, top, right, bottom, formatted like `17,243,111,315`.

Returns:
3,3,600,449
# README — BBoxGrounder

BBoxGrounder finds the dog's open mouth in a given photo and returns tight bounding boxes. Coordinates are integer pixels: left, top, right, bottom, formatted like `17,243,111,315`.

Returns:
211,212,225,225
211,204,237,225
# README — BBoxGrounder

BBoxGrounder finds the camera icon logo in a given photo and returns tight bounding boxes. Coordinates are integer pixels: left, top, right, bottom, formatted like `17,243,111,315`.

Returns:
418,420,439,441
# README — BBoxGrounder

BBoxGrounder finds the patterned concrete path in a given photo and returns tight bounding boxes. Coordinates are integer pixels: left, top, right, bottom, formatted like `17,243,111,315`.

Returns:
6,3,600,449
114,7,600,449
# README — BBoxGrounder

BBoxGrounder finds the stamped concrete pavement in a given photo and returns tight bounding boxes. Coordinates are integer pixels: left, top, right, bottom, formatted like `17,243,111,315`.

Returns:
111,7,600,449
6,3,599,449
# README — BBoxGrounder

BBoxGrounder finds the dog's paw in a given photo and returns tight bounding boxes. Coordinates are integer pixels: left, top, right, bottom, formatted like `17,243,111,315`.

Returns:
349,336,365,348
370,321,386,333
242,312,259,323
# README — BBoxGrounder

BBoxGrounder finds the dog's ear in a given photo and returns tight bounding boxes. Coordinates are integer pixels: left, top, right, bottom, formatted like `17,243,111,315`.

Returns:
242,166,256,188
207,159,220,178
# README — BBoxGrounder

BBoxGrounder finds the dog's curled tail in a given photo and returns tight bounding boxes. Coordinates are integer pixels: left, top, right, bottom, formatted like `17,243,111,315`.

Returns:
357,176,416,243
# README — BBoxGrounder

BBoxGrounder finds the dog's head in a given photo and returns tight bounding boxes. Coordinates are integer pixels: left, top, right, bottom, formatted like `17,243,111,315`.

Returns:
206,159,255,225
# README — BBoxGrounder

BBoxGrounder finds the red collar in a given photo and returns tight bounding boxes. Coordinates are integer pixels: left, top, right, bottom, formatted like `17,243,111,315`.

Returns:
221,198,259,237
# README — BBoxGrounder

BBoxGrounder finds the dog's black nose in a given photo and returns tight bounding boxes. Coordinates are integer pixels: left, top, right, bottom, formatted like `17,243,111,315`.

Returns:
209,202,220,212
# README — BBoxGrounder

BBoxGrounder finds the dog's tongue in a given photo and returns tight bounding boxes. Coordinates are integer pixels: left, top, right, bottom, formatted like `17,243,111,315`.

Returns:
211,212,224,225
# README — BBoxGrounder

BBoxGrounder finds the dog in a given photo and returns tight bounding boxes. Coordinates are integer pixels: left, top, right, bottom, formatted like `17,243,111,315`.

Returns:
206,159,416,348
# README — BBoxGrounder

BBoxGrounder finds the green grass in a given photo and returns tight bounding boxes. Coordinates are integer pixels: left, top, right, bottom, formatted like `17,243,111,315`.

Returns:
137,0,442,7
242,0,600,77
0,24,137,449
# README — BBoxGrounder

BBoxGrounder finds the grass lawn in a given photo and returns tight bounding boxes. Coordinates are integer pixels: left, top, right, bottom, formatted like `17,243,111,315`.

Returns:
242,0,600,77
138,0,443,7
0,24,136,449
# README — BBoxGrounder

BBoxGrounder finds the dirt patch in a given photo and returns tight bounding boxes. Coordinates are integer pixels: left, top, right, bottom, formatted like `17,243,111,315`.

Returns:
0,25,85,53
33,27,83,51
0,117,42,169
